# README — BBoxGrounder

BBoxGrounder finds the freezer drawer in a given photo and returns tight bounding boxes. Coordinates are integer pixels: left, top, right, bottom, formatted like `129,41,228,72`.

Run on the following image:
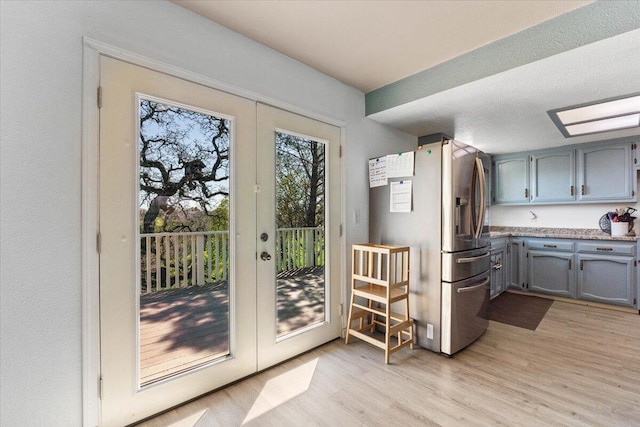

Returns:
442,247,491,283
441,271,490,356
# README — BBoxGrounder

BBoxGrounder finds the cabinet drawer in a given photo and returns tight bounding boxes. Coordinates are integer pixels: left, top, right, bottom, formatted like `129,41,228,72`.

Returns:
577,242,636,256
491,238,507,252
527,239,574,252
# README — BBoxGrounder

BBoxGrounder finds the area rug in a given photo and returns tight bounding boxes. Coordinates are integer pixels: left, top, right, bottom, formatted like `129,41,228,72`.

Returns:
489,292,553,330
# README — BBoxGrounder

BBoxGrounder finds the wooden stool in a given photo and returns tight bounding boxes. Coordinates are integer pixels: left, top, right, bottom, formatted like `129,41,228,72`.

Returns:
345,243,414,364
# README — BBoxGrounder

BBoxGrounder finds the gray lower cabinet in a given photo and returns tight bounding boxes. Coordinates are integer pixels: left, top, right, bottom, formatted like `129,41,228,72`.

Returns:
507,238,525,289
512,237,637,308
576,241,637,307
527,250,576,298
490,238,507,299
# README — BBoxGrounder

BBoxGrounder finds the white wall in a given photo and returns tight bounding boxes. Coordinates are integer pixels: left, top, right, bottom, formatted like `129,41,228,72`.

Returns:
0,1,415,425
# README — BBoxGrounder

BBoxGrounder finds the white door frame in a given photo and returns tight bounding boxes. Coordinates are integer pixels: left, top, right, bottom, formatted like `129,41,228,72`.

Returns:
81,38,347,426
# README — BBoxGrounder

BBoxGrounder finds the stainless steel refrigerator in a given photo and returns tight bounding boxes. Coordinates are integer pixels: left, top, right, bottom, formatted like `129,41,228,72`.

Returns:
369,135,491,356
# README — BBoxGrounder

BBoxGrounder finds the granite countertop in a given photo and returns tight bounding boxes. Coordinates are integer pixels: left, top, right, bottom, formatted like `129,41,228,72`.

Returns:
489,226,638,242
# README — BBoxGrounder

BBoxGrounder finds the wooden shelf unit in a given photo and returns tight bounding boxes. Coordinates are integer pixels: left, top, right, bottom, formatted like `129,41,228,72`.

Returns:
345,243,414,364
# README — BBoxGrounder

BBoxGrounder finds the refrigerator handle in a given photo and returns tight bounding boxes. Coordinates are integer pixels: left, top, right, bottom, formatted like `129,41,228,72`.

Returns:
457,253,490,263
473,158,487,240
457,278,490,293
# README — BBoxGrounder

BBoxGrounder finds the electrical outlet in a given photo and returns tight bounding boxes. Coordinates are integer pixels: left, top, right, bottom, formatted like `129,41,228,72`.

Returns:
427,323,434,340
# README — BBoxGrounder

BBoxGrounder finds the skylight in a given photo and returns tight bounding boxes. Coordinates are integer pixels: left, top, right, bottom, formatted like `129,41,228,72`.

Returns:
548,94,640,138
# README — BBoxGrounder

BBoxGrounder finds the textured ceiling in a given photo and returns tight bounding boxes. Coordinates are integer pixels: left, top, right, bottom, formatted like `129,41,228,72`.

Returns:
369,28,640,154
172,1,639,154
172,0,590,92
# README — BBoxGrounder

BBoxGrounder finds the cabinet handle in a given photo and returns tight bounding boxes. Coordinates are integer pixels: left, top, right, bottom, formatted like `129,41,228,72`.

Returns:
493,263,502,270
543,244,557,248
570,185,574,196
581,184,585,196
596,247,613,251
525,188,529,198
568,259,572,270
580,260,584,270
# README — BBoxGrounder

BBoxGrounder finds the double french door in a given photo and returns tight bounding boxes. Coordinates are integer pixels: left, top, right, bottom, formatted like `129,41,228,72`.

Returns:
99,57,341,426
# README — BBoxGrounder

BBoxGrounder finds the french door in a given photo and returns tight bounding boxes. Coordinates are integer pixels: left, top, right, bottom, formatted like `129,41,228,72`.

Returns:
99,57,341,425
256,104,342,370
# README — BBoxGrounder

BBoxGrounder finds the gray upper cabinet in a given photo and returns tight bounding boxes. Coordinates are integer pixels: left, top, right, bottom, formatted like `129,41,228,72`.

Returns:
494,155,529,204
577,142,634,201
492,140,636,205
530,150,576,203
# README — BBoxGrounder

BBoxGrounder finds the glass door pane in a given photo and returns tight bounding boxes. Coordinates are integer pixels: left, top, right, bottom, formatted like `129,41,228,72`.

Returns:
274,132,326,338
138,98,231,386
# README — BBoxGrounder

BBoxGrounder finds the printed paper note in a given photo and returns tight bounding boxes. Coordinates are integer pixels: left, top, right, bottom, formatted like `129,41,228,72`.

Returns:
386,151,414,178
369,156,388,188
390,180,412,213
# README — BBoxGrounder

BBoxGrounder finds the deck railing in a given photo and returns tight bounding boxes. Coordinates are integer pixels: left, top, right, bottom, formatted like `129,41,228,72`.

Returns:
275,227,325,272
140,227,324,293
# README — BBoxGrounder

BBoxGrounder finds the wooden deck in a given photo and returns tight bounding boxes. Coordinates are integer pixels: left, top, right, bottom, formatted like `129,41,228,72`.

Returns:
139,268,324,385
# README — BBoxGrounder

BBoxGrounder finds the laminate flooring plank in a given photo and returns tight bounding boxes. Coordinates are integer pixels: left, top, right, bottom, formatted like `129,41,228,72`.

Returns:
136,301,640,427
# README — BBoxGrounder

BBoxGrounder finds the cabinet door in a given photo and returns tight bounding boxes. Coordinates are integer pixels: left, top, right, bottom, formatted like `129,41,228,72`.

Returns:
490,251,504,299
530,150,575,203
507,239,525,289
527,251,575,297
577,143,634,201
578,254,635,307
494,156,530,204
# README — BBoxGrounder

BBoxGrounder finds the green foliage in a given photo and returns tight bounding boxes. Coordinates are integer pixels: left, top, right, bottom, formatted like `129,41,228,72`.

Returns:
275,132,325,228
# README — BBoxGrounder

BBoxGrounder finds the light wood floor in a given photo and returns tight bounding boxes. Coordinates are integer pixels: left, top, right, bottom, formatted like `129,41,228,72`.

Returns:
137,301,640,426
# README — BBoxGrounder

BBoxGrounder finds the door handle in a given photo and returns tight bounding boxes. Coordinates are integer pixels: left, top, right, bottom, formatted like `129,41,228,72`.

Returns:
457,278,490,293
260,251,272,261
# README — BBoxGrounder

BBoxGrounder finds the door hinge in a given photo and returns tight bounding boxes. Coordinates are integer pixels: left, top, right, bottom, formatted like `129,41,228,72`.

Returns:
506,246,510,255
339,145,342,158
580,260,584,270
339,224,343,237
99,376,103,400
635,260,637,267
339,303,344,316
633,190,636,197
634,298,637,305
568,259,572,270
522,241,525,247
97,86,102,109
96,232,102,254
